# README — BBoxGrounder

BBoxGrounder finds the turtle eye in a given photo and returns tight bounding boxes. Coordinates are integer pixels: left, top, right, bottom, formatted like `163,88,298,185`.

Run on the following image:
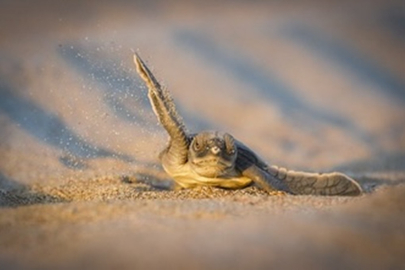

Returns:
193,138,204,152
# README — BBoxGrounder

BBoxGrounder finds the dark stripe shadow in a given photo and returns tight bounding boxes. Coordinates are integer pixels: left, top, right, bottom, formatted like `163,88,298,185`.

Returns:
0,82,134,168
173,30,379,151
382,6,405,40
278,23,405,104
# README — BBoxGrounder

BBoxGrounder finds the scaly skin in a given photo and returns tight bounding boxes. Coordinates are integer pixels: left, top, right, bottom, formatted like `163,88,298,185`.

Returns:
134,54,189,166
133,53,362,196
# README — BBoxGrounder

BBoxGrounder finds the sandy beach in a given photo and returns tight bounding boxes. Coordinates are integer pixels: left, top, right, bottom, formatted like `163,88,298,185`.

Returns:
1,1,405,269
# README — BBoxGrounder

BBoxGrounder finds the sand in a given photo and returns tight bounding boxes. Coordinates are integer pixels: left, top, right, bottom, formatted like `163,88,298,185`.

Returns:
1,1,405,269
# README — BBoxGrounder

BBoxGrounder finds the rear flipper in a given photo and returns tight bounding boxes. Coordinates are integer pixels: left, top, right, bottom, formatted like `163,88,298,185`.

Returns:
267,166,362,196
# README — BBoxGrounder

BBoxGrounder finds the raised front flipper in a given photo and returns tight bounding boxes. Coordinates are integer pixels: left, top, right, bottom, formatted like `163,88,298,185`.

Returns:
133,54,189,164
267,166,362,196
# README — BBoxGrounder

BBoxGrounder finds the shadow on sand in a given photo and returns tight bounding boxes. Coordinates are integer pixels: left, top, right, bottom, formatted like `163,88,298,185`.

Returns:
278,23,405,105
382,7,405,41
0,81,134,169
173,30,381,153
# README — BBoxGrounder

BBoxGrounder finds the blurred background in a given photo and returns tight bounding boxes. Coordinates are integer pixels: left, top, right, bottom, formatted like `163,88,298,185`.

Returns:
1,0,405,184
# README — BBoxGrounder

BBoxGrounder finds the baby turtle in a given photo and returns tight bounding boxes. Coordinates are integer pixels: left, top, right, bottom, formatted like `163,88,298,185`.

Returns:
133,53,362,196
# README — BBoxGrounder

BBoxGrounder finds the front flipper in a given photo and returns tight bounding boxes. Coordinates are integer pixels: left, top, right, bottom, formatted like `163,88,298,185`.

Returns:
241,165,291,194
134,53,189,164
267,166,362,196
235,142,291,193
235,140,362,196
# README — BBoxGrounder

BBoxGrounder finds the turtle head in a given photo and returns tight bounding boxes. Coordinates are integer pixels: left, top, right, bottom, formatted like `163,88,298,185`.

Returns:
188,131,237,178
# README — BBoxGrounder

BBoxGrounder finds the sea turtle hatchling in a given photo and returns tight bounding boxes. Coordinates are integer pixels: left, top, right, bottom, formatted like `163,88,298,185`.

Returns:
133,53,362,196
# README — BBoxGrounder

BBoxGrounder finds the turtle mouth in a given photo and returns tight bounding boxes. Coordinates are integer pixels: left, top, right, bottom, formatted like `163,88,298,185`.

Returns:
192,158,232,168
191,157,234,178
